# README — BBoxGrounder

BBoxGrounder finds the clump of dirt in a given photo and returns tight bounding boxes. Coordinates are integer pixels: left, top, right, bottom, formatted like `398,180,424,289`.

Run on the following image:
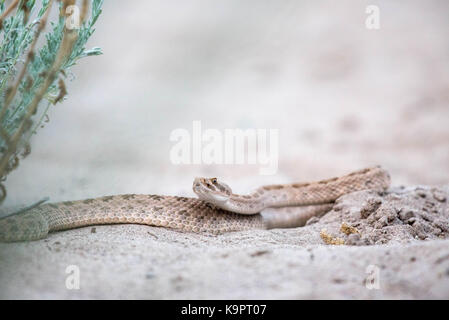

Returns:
319,229,345,245
308,185,449,246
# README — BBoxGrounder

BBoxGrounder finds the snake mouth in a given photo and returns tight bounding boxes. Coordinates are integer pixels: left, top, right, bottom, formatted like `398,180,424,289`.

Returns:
197,191,229,204
192,177,231,204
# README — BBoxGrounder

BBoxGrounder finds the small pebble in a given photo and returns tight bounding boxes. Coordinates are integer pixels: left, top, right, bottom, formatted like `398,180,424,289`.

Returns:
145,272,155,279
432,188,447,202
398,209,416,221
360,198,382,218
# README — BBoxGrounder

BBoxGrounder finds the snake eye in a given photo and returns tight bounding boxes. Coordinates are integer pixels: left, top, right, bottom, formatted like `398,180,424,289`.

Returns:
211,178,217,184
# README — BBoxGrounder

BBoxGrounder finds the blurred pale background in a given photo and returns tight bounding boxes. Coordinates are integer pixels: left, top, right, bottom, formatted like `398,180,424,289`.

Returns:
3,0,449,207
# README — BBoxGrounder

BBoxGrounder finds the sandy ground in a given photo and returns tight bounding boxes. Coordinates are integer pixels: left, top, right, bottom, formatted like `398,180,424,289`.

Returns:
1,0,449,299
1,186,448,299
1,232,449,299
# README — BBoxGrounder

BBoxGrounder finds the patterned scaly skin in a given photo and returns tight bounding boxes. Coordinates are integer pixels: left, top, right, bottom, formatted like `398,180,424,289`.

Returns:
0,166,390,242
218,166,390,214
0,195,264,242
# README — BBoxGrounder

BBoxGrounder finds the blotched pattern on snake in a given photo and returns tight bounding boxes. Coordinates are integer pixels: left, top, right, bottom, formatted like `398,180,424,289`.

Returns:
0,166,390,242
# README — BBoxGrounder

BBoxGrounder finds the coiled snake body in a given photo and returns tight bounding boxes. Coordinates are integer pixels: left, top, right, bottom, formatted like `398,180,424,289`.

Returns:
0,166,390,242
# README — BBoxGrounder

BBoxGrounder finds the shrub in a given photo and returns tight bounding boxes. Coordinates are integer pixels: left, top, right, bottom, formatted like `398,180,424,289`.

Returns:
0,0,103,204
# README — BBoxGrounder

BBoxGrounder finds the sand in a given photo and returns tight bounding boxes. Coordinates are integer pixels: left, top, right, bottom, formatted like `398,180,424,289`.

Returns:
1,185,448,299
1,0,448,299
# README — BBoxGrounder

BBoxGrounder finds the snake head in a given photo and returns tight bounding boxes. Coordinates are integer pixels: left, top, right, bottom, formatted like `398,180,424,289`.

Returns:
193,177,232,204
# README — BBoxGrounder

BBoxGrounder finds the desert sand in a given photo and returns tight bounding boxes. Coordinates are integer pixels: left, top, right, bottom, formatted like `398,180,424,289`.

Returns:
1,0,448,299
1,186,448,299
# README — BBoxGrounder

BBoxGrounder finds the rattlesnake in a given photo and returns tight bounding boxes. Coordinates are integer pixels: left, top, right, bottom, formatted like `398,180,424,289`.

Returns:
0,166,390,242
